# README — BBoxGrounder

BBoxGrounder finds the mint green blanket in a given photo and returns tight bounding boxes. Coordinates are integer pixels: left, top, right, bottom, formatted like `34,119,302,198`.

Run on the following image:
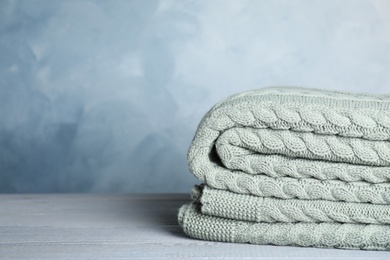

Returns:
178,87,390,250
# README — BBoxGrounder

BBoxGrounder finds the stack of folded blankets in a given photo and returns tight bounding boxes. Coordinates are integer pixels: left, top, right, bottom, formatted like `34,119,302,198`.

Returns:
178,87,390,250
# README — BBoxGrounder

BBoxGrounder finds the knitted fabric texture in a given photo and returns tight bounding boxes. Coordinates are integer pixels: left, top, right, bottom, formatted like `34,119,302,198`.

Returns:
178,87,390,250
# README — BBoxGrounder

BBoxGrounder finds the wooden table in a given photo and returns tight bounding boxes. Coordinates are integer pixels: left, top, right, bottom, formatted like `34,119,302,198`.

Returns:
1,194,389,259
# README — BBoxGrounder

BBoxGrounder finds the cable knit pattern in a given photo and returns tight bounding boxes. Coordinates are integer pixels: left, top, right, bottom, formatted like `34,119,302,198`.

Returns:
215,153,390,183
199,165,390,204
194,185,390,224
179,203,390,250
216,128,390,166
179,87,390,250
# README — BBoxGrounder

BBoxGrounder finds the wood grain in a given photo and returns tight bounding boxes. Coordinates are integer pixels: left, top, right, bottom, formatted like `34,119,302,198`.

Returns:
0,194,389,259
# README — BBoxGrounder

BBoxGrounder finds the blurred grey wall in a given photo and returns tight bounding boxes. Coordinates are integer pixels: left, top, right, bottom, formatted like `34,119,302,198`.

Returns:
1,0,390,193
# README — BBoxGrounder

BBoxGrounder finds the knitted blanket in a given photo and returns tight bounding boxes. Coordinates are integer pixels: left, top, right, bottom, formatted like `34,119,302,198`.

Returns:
178,87,390,250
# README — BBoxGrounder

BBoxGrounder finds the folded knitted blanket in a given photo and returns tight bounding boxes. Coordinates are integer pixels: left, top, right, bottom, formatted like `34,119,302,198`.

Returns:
178,87,390,250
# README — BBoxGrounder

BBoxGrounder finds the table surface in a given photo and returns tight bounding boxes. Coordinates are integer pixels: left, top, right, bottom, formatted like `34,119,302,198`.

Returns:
1,194,389,259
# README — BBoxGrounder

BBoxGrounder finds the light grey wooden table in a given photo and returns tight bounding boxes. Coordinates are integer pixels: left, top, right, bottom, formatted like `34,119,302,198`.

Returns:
0,194,389,259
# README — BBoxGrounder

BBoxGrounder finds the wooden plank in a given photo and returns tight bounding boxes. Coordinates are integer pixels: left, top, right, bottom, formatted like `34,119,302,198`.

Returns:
0,194,389,259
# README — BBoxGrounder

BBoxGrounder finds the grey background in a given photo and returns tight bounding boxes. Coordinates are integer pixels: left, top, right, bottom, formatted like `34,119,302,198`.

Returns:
1,0,390,193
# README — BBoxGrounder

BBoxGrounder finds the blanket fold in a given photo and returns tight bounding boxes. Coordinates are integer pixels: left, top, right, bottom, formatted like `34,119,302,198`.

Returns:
178,87,390,250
